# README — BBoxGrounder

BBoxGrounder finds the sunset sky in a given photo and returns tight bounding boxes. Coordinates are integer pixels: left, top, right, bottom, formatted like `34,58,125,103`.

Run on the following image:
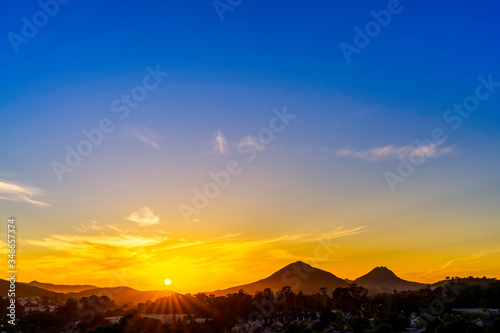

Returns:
1,1,500,293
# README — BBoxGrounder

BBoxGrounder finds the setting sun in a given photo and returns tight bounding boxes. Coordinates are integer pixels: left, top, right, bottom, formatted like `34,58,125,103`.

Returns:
164,279,172,286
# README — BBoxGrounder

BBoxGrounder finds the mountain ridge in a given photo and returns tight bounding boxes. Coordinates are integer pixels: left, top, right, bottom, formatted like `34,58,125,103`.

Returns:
208,261,349,296
29,280,98,293
7,262,435,302
354,266,425,294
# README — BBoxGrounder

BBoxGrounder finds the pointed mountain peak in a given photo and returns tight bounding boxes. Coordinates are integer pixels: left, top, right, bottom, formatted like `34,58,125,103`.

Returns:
209,260,349,296
289,260,313,268
369,266,397,275
273,261,315,273
354,266,424,293
357,266,399,281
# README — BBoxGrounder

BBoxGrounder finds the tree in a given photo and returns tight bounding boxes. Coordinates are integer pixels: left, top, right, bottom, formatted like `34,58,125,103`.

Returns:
490,317,500,332
56,298,78,322
372,323,393,333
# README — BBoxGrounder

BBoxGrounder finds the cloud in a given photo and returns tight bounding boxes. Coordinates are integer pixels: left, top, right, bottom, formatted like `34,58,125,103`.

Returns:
27,233,166,251
317,225,368,240
25,232,167,275
80,220,103,230
337,143,453,162
125,126,161,149
238,135,258,149
415,247,500,282
0,179,51,206
299,225,368,243
126,207,160,226
266,249,346,263
213,130,228,155
78,220,122,232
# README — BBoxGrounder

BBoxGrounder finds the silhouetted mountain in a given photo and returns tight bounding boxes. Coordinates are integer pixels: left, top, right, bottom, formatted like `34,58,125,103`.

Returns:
1,280,176,305
0,279,64,299
29,281,98,293
354,266,424,294
66,286,178,305
209,261,349,296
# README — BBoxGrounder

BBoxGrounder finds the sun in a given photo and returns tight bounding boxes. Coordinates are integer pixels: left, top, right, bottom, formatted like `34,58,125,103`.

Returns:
164,279,172,286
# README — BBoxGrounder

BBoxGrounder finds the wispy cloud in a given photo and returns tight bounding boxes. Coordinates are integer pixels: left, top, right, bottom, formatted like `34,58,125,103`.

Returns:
213,130,228,155
125,126,162,149
80,220,103,230
337,143,453,162
238,135,258,149
0,179,51,206
266,249,346,263
317,225,368,240
27,233,166,251
126,207,160,226
299,225,368,243
78,220,122,232
415,247,500,282
25,232,167,275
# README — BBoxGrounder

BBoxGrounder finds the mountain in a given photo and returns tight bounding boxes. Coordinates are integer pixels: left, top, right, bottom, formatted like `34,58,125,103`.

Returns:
65,287,178,305
209,261,349,296
0,279,64,299
1,280,176,305
28,281,98,293
354,266,425,294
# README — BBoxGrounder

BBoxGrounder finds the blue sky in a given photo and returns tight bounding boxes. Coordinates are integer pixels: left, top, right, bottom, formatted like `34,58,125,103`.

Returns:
1,0,499,290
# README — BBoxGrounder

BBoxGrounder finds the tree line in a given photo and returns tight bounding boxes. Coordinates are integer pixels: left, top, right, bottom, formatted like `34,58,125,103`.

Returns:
0,278,499,332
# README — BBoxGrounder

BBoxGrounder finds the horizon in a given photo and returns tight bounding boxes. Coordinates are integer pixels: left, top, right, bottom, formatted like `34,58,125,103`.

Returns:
1,0,500,296
14,260,500,295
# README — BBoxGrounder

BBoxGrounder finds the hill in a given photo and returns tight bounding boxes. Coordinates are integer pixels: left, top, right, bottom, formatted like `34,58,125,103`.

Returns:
354,266,424,294
0,279,64,299
1,280,177,305
28,281,98,293
209,261,349,296
66,286,178,305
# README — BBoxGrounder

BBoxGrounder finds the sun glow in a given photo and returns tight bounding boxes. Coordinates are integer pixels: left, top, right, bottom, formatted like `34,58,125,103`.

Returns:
164,279,172,286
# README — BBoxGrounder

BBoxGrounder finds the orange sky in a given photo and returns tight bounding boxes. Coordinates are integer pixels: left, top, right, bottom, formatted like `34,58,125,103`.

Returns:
8,218,500,293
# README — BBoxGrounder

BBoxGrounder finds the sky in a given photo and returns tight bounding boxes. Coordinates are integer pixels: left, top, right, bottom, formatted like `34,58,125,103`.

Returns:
1,0,500,293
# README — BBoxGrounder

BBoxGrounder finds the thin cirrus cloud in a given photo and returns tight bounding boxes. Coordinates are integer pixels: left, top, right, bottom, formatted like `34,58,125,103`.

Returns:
25,233,167,274
336,143,454,162
126,206,160,226
124,126,162,149
414,247,500,282
26,233,166,251
238,135,258,149
80,220,103,230
0,179,51,206
213,130,228,155
78,220,122,232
